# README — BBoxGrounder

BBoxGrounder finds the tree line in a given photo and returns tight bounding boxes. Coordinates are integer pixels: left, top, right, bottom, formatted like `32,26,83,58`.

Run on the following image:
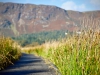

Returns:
12,30,68,47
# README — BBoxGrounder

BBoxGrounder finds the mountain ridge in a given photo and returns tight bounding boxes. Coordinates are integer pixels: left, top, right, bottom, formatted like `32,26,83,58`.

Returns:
0,2,100,36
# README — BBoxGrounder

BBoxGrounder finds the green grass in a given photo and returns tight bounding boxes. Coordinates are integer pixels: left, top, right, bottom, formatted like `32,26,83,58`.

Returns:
0,36,21,70
23,30,100,75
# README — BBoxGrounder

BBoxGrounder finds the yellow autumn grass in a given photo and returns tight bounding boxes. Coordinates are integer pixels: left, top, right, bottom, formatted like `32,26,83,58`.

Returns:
0,36,21,70
22,29,100,75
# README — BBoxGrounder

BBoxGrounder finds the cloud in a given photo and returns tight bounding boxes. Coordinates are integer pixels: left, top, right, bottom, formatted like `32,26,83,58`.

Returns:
90,0,100,6
61,1,86,11
79,4,85,9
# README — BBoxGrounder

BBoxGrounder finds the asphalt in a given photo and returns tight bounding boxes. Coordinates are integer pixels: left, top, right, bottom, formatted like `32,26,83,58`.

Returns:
0,53,61,75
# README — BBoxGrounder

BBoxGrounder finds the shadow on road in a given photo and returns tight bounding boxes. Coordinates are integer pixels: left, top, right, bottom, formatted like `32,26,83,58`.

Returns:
0,53,54,75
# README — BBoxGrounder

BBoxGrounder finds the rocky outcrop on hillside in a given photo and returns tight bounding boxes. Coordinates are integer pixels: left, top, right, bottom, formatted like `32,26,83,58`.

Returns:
0,2,100,36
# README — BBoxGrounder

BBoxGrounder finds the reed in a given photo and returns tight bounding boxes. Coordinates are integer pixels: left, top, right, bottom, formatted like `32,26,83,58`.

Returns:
0,36,21,70
23,30,100,75
15,16,100,75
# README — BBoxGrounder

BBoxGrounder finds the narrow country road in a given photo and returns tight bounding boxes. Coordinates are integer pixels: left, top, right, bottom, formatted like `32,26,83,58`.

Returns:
0,53,60,75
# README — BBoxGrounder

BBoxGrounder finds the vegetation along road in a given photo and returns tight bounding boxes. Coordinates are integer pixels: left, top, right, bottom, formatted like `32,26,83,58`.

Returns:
0,53,60,75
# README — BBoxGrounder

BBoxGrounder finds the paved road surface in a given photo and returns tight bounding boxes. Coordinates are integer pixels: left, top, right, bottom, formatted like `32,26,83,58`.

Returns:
0,53,60,75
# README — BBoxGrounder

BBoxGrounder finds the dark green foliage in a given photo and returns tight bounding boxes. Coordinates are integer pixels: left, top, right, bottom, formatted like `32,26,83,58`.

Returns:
12,30,68,47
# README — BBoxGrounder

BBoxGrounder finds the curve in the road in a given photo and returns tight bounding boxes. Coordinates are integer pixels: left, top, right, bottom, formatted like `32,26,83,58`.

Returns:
0,53,61,75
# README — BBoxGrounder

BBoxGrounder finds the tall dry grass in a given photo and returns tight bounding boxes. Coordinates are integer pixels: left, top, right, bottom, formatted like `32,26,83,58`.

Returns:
22,16,100,75
22,30,100,75
0,36,21,70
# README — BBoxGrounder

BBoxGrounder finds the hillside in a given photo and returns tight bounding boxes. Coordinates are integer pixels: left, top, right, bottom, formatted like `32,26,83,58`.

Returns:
0,2,100,36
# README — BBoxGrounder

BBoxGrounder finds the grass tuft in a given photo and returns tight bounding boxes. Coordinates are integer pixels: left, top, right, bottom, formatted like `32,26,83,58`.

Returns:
0,36,21,70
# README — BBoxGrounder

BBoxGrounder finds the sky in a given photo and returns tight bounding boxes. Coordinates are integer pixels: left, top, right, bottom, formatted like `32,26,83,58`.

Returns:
0,0,100,12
